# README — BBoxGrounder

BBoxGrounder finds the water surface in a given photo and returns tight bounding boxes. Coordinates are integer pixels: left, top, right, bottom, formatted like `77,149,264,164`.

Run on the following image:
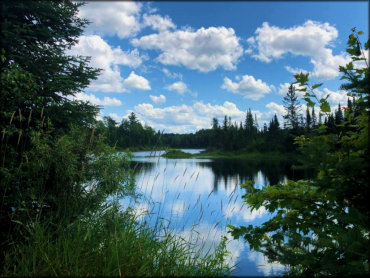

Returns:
121,149,298,276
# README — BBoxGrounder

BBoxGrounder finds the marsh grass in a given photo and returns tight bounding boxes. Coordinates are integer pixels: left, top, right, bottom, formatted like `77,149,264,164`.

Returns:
2,202,231,277
0,108,232,277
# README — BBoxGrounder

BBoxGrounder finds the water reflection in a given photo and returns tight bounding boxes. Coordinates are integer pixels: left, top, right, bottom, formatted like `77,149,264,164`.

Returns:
121,150,296,276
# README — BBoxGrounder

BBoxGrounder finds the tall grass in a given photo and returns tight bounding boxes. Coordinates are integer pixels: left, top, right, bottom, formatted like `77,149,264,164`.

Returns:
2,202,230,276
1,109,231,277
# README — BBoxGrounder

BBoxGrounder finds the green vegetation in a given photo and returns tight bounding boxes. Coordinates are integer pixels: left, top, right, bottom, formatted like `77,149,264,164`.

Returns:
0,1,230,276
194,150,296,162
162,149,193,158
229,29,369,276
2,203,230,276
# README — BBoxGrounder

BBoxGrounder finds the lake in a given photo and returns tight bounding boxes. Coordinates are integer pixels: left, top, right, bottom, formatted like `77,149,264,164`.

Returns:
120,149,301,276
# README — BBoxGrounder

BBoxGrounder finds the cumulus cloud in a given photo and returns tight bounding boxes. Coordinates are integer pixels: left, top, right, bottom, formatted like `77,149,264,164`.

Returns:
132,101,248,133
166,81,188,94
78,2,142,39
68,35,145,93
222,75,273,100
316,88,349,107
74,92,122,106
278,82,349,109
150,94,166,104
130,100,287,133
108,113,124,123
162,68,183,80
264,102,286,124
132,27,243,72
123,71,151,90
142,14,176,32
109,98,299,133
247,20,351,80
224,203,267,222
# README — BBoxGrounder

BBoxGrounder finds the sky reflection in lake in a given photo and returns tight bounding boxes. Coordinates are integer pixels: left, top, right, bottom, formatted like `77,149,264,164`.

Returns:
120,149,289,276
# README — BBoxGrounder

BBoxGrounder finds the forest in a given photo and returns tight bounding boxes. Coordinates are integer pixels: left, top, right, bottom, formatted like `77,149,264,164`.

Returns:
0,1,369,277
98,95,351,155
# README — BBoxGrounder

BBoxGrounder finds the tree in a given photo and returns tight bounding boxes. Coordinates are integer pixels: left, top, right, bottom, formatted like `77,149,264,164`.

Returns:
212,117,219,130
305,107,312,131
0,1,132,257
229,29,369,276
311,107,317,128
0,1,100,132
283,84,301,131
335,104,344,125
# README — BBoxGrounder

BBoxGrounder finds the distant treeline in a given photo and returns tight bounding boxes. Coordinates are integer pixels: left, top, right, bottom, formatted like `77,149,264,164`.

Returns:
97,92,354,153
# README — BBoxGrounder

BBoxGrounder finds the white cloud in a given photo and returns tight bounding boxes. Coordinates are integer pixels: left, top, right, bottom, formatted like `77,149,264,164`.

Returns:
143,14,176,32
162,68,183,80
284,65,309,76
224,203,267,222
170,201,186,216
123,71,151,90
132,26,243,72
193,101,244,118
150,94,166,104
247,20,351,80
166,81,188,94
113,100,296,133
78,2,142,39
278,83,349,109
264,102,286,124
69,35,145,93
74,92,122,106
316,88,349,107
222,75,273,100
132,101,249,133
108,113,124,123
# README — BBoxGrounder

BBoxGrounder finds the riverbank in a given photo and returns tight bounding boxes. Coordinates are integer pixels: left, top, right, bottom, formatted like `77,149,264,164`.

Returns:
162,149,298,162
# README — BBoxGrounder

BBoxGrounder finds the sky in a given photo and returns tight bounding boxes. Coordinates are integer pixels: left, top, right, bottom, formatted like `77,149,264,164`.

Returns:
70,1,368,133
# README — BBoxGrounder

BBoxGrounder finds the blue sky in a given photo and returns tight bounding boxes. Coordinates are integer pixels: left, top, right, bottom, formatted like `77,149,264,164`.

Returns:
70,1,368,133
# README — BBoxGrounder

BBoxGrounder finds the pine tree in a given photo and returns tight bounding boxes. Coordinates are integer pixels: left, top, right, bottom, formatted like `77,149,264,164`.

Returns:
223,115,228,130
311,107,317,127
212,117,219,129
283,84,301,131
335,104,344,125
305,107,312,130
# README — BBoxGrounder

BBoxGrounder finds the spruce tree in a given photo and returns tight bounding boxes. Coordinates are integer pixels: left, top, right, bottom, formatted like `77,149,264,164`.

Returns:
311,107,317,127
283,84,301,131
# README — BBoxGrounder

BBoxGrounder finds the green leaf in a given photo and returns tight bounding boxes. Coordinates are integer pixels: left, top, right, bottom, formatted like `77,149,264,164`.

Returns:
312,83,323,89
319,99,331,113
304,97,315,107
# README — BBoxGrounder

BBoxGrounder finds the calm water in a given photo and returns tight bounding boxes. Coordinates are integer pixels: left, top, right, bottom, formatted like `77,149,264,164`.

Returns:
120,149,300,276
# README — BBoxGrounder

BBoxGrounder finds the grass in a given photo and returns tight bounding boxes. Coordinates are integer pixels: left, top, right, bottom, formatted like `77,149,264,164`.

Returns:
160,148,297,163
2,203,231,277
162,149,193,158
194,150,296,161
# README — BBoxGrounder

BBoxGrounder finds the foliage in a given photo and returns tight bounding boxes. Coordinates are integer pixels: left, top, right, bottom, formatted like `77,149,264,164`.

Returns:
2,203,231,277
0,0,127,261
0,2,232,276
228,29,369,276
162,149,193,158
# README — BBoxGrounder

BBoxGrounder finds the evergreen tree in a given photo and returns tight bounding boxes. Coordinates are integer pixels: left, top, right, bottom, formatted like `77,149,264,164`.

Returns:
283,84,301,131
222,115,228,130
311,107,317,127
305,107,312,130
245,109,255,137
254,114,259,130
212,117,219,129
335,104,344,125
0,1,100,132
